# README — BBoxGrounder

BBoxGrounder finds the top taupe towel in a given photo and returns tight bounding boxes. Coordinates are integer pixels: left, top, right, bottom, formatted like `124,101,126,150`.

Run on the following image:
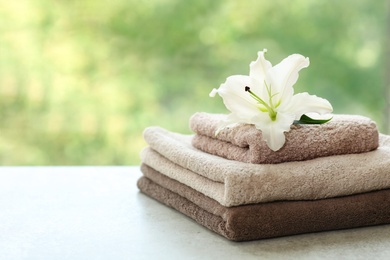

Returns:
190,112,379,164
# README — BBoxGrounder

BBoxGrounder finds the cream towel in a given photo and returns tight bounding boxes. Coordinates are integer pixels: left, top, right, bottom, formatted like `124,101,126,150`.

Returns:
190,113,379,164
141,126,390,207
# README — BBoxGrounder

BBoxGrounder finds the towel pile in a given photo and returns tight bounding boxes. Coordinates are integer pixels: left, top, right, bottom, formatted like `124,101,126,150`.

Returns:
138,112,390,241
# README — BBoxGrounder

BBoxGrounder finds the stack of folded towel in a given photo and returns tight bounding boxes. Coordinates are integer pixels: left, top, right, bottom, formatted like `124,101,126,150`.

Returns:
137,112,390,241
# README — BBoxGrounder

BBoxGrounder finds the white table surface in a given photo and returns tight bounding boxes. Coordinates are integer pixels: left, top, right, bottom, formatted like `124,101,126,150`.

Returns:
0,166,390,260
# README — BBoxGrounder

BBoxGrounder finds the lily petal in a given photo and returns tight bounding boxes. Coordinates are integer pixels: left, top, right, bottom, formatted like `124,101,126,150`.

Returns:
209,88,218,97
215,113,247,135
217,75,262,117
280,92,333,119
249,49,272,88
252,112,295,151
266,54,309,104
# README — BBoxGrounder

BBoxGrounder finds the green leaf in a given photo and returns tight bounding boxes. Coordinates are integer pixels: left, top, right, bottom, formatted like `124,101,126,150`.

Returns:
294,114,332,125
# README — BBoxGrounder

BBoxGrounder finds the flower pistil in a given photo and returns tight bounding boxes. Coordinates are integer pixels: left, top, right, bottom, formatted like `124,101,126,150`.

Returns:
245,85,278,121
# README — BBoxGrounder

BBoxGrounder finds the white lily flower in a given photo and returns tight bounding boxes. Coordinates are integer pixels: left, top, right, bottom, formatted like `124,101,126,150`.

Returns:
210,49,333,151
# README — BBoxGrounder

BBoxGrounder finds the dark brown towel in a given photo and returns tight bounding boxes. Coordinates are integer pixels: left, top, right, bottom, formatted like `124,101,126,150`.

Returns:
190,112,379,164
138,164,390,242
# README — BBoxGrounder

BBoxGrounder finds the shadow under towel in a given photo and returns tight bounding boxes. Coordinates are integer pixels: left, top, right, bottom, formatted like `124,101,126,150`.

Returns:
137,165,390,242
190,112,379,164
142,126,390,207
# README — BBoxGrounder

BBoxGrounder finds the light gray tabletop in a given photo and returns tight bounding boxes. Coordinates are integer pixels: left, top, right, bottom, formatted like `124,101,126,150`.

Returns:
0,166,389,260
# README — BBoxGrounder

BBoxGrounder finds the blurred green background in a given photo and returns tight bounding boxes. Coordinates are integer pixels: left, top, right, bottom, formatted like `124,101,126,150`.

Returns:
0,0,389,165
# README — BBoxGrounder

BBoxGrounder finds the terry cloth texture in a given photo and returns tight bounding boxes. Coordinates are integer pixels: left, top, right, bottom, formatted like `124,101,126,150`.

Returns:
137,166,390,241
189,112,379,164
141,127,390,207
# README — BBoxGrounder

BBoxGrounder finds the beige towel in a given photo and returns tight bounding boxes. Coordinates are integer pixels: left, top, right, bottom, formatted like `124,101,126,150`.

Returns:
138,164,390,241
142,126,390,207
190,112,379,164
